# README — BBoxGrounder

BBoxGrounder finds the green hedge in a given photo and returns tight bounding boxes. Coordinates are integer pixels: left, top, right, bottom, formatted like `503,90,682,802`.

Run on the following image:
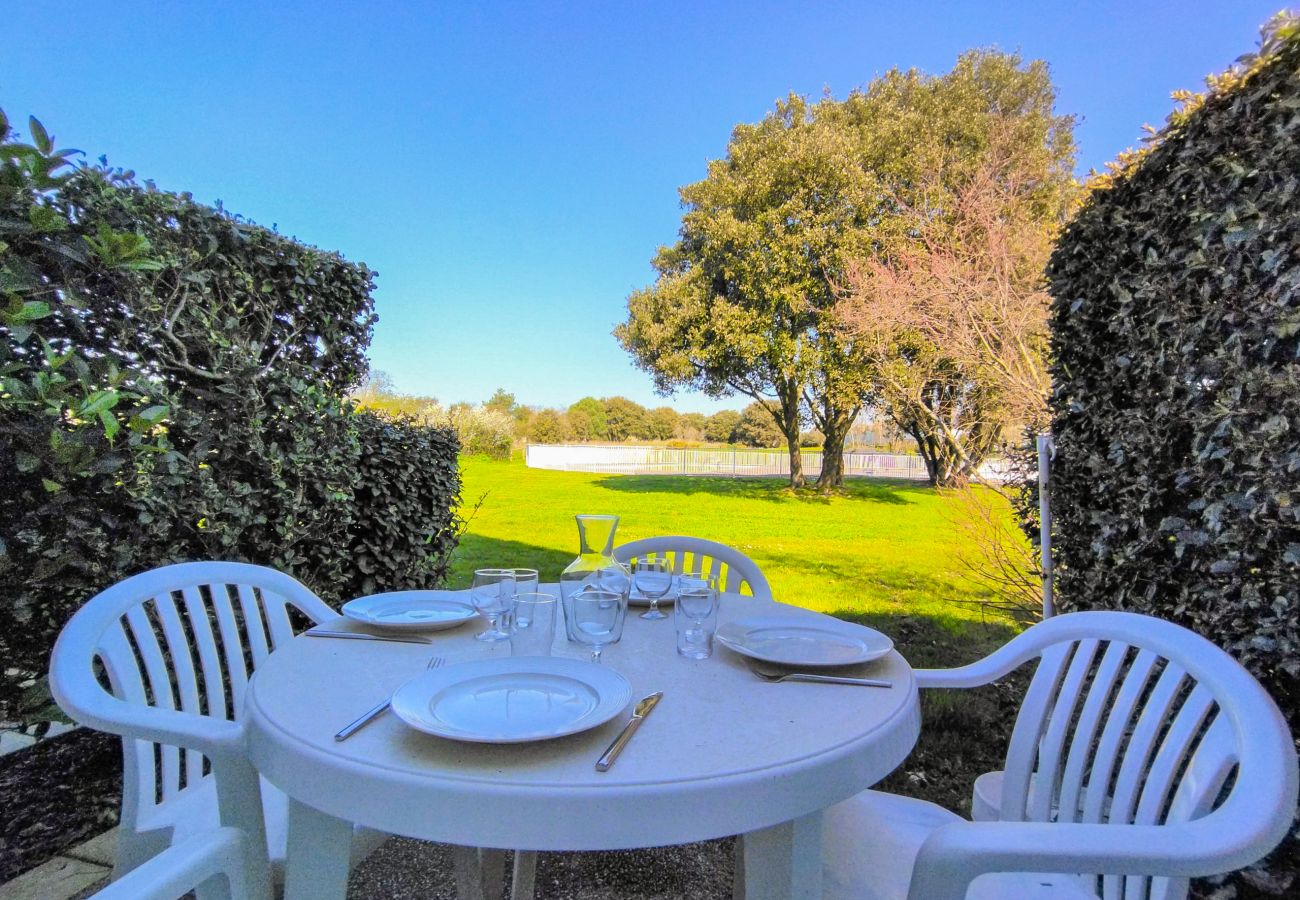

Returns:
1046,24,1299,887
0,112,461,722
1047,21,1299,709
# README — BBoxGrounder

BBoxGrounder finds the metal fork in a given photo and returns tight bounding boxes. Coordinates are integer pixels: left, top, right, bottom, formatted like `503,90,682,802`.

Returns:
749,664,891,688
334,656,445,741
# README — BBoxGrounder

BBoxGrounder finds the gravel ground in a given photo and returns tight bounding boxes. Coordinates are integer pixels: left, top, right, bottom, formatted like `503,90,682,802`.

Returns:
348,838,735,899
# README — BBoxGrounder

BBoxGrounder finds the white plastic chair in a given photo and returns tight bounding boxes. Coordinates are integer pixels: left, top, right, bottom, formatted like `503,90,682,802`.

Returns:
48,561,381,894
615,535,773,601
90,826,260,900
822,611,1298,900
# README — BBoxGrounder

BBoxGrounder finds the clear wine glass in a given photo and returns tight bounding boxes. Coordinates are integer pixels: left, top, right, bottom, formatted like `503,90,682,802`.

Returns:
470,568,515,642
570,588,626,663
633,559,673,621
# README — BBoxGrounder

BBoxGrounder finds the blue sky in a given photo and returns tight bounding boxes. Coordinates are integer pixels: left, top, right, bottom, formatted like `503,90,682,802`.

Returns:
1,1,1283,413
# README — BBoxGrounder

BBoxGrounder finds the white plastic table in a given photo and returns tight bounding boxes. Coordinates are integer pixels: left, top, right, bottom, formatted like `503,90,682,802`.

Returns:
243,593,920,900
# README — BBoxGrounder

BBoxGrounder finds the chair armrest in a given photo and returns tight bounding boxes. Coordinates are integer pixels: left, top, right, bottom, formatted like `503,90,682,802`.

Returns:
61,693,244,762
907,816,1262,900
913,639,1037,689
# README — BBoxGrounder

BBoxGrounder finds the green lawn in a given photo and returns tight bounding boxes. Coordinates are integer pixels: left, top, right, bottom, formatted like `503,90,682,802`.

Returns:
447,455,1028,814
447,455,1016,634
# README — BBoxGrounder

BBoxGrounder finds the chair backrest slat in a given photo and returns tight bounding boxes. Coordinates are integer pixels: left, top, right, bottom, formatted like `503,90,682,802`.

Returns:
123,603,183,801
1108,663,1188,828
260,589,297,651
209,584,250,714
614,536,773,602
236,584,272,667
151,592,201,718
1081,649,1160,825
97,621,154,829
153,591,207,789
1057,640,1132,823
1133,685,1215,827
179,586,225,719
1030,638,1102,821
1000,642,1073,820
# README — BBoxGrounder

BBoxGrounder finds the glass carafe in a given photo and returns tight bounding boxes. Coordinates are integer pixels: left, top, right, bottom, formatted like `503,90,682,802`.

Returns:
560,515,631,643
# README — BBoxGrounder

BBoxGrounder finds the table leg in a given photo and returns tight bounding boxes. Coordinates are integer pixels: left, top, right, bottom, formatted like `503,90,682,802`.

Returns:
481,848,506,898
283,797,354,900
511,850,538,900
741,811,823,900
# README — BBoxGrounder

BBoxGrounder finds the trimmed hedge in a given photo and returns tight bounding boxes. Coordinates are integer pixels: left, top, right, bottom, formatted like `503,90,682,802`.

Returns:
1045,23,1299,889
0,115,461,722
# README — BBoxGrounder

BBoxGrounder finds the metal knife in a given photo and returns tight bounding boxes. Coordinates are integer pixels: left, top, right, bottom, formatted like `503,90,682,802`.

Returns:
596,692,663,772
304,630,433,646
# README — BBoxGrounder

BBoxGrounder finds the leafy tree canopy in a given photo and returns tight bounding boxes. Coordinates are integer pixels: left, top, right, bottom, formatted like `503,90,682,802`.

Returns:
618,48,1076,487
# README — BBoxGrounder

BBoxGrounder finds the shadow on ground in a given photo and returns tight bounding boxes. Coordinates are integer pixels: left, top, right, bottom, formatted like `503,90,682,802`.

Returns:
827,608,1025,817
349,838,734,899
447,535,575,587
592,474,923,505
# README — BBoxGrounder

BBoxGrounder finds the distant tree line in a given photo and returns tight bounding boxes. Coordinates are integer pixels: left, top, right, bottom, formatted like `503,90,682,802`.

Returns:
352,376,903,454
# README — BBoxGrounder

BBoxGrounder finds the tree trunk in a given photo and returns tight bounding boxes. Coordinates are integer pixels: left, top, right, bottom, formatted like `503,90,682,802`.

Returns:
809,392,860,492
785,429,804,488
906,421,967,487
778,381,805,489
818,423,847,489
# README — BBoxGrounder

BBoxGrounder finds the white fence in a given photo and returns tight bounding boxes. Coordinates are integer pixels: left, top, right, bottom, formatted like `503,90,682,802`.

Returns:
525,443,929,480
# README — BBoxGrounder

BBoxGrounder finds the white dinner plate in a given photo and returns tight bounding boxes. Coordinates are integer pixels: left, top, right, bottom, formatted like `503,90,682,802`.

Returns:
390,657,633,743
342,591,478,633
715,615,893,667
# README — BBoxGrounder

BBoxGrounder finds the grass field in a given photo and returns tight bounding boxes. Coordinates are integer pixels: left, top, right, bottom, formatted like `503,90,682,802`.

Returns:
446,455,1029,813
448,455,1022,633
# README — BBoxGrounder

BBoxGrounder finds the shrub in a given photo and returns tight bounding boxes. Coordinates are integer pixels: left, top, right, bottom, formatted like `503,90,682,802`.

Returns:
0,114,462,722
439,403,514,459
1046,19,1299,893
344,412,461,597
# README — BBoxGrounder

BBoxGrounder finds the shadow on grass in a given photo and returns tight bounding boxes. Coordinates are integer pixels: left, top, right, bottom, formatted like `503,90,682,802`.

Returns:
770,552,1005,622
823,608,1026,817
592,473,924,505
446,534,575,588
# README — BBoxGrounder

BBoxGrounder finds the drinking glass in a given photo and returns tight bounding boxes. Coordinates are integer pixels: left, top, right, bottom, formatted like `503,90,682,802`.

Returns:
509,568,540,595
570,588,626,663
508,592,558,657
632,558,673,621
470,568,515,642
674,575,719,659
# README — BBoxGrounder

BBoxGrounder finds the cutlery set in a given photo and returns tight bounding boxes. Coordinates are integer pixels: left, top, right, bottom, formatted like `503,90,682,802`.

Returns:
316,622,890,770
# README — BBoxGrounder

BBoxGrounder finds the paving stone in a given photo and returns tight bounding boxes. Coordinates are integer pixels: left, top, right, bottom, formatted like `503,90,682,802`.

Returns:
62,829,116,868
0,731,36,757
0,856,109,900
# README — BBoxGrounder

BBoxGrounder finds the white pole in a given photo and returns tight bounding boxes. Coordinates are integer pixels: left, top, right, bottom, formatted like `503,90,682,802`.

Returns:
1037,433,1055,618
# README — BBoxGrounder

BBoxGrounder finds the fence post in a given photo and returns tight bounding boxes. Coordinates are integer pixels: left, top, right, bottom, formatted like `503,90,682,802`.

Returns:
1037,434,1055,619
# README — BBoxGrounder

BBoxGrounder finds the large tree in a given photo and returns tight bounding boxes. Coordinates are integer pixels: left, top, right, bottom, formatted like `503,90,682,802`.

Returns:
618,51,1072,489
835,51,1077,485
617,93,879,488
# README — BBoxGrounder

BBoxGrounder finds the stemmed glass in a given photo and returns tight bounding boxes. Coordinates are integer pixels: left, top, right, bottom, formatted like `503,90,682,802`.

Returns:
632,559,673,621
570,588,626,663
470,568,515,642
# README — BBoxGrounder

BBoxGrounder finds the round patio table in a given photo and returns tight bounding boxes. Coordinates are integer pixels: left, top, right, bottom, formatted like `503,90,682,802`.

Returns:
244,592,920,900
